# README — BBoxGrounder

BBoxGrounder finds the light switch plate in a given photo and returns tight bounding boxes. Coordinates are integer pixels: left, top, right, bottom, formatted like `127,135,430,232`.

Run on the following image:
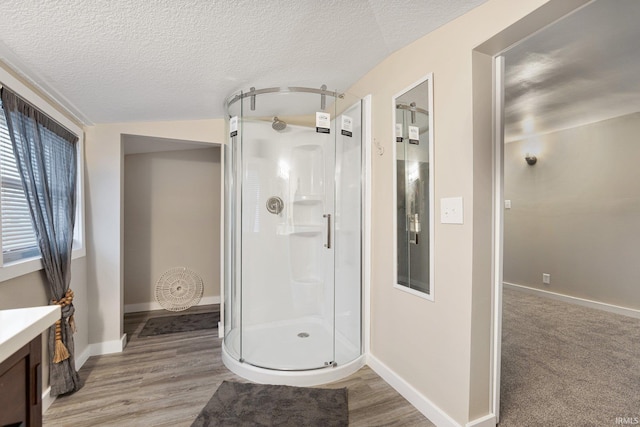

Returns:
441,197,463,224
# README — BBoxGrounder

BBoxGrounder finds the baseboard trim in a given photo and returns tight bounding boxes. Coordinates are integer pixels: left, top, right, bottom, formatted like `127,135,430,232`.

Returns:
88,334,127,356
42,386,54,412
124,296,221,314
75,345,91,370
367,354,460,427
466,413,496,427
504,282,640,319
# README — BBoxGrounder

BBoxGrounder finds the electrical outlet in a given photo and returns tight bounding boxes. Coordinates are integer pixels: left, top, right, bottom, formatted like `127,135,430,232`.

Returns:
542,273,550,285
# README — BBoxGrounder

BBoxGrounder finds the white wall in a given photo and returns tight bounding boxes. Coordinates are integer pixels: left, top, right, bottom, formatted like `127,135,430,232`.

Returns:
504,113,640,311
123,147,221,310
84,120,225,350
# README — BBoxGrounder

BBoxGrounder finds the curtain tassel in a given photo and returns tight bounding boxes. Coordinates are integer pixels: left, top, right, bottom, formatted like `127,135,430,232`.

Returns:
53,319,70,363
51,289,75,364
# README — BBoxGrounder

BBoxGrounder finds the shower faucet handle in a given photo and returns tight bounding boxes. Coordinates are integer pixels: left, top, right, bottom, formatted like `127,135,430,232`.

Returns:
266,196,284,215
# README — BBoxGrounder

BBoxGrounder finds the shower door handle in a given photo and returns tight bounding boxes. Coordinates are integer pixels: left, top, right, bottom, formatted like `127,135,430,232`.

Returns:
323,214,331,249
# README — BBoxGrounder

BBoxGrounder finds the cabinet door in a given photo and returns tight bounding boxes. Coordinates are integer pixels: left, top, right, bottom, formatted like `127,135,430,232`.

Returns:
0,337,42,427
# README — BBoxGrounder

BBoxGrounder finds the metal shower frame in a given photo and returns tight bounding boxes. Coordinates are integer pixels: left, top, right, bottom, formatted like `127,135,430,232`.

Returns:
224,85,344,114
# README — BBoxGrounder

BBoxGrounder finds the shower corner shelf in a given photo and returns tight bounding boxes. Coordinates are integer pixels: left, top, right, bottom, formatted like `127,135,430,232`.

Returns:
294,143,323,151
289,224,323,236
291,278,323,286
293,194,323,205
277,224,322,236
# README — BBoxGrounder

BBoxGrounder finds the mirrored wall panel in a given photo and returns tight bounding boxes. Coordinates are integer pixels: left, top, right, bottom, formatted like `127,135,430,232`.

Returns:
394,75,434,299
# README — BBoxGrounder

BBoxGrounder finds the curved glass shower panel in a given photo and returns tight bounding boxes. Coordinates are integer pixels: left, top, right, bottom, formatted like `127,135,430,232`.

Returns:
223,96,243,361
243,117,334,370
234,89,336,371
333,100,362,366
224,86,362,375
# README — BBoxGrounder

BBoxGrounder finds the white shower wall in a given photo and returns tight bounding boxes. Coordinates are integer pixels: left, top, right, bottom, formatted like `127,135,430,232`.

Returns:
240,121,333,328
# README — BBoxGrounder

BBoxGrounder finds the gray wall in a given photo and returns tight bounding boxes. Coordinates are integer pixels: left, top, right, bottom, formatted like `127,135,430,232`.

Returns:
123,147,221,308
504,112,640,310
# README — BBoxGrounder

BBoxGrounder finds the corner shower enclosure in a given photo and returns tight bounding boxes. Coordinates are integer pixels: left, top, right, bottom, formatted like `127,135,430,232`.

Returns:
223,86,365,385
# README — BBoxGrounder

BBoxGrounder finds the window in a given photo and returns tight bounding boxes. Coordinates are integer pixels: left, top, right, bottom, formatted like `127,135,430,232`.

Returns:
0,99,39,264
0,75,84,282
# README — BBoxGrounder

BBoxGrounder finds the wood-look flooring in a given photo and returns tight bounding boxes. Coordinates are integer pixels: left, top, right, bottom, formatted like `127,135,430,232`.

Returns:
44,306,433,427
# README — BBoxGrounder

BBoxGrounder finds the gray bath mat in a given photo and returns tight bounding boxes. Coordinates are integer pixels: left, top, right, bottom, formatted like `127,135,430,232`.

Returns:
138,311,219,337
191,381,348,426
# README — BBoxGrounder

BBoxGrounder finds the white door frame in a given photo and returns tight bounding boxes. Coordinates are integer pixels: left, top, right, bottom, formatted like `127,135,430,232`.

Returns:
491,54,505,423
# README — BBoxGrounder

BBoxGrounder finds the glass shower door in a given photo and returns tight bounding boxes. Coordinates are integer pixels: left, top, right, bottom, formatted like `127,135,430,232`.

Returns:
239,96,336,370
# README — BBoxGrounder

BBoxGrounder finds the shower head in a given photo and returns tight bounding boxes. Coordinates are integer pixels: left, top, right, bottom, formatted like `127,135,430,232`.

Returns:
272,116,287,131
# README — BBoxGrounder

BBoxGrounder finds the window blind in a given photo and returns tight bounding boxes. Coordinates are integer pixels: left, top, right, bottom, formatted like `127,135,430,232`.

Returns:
0,101,39,263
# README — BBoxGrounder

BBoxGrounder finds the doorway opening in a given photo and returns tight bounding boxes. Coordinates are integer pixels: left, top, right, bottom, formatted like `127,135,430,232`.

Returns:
493,0,640,424
122,135,222,342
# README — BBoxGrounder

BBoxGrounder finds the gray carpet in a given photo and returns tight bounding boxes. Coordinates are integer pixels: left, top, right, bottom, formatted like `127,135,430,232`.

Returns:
500,287,640,426
138,311,219,337
191,381,348,427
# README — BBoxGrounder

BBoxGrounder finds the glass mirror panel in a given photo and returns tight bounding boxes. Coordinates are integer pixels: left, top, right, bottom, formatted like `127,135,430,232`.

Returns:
394,75,434,299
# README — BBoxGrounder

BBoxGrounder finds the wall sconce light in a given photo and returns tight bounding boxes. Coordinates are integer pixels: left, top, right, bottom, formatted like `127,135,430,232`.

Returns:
525,153,537,165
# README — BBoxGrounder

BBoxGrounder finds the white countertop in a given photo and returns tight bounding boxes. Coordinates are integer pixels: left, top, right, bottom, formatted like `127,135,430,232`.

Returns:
0,305,61,364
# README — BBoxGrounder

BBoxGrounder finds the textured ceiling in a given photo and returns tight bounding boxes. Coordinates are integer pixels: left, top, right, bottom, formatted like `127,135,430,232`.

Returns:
504,0,640,142
0,0,486,125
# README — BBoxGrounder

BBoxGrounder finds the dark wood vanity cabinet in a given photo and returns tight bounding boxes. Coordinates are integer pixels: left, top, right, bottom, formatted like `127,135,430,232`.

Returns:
0,336,42,427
